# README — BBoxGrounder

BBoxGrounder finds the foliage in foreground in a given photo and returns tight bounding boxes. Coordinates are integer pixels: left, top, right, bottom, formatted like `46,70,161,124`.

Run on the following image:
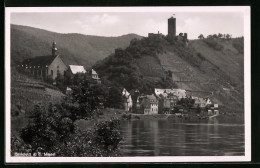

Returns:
55,118,122,157
12,74,123,157
12,103,122,156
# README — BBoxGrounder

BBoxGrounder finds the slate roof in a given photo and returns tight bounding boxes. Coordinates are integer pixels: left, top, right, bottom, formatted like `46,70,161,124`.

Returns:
22,55,56,67
69,65,86,74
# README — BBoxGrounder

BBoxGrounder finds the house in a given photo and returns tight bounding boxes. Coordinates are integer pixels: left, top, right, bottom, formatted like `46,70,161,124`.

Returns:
214,110,219,115
135,95,146,113
141,94,158,115
208,109,213,115
214,104,219,108
66,86,72,95
122,88,133,112
68,65,86,74
91,69,100,80
193,97,212,108
205,98,212,106
18,42,67,80
193,97,207,108
91,69,101,84
158,92,178,113
155,88,186,99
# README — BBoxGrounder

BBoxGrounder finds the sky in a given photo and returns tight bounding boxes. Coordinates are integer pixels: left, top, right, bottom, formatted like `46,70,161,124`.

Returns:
11,12,244,39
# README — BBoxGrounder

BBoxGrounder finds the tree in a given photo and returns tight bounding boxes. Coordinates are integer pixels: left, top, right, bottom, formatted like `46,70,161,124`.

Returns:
64,79,108,121
64,70,73,86
207,35,213,39
105,86,123,109
17,103,123,157
177,97,195,109
198,34,204,39
45,75,54,84
54,118,122,157
20,103,75,154
225,34,231,39
218,33,223,38
55,72,66,92
212,34,218,39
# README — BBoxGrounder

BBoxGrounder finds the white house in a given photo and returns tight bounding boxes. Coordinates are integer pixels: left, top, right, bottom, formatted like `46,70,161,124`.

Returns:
91,69,100,80
143,94,158,114
122,88,133,112
155,88,186,99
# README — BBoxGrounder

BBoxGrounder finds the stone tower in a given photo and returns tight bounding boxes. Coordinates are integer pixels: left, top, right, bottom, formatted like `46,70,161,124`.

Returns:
168,16,176,39
52,41,58,56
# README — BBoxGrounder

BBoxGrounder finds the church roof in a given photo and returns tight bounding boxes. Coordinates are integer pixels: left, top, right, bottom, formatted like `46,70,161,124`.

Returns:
69,65,86,74
22,55,57,67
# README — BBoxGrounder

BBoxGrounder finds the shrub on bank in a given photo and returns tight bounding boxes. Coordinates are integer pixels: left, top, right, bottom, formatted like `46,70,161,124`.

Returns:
12,102,122,156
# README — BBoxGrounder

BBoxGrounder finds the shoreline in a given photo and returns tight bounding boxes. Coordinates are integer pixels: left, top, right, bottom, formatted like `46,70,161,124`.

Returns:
97,108,244,123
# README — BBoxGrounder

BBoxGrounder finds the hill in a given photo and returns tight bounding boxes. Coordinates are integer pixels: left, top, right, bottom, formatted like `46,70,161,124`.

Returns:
11,24,142,67
94,36,244,112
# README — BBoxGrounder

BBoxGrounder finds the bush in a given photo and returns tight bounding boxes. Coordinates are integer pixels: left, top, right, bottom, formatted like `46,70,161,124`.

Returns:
232,38,244,54
13,103,123,157
134,115,140,119
203,39,223,51
54,118,122,157
20,103,76,153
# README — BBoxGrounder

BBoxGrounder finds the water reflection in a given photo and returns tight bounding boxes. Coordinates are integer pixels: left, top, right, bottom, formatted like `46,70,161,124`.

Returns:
120,118,244,156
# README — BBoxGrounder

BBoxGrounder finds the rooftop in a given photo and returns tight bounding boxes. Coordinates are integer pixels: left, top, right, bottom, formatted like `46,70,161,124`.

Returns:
69,65,86,74
22,55,57,67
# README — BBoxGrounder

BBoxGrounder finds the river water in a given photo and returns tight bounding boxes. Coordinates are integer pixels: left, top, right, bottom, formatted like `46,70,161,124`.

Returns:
119,118,244,156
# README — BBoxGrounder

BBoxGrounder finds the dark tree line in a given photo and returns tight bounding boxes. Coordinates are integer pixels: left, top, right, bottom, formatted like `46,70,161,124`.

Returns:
198,33,232,39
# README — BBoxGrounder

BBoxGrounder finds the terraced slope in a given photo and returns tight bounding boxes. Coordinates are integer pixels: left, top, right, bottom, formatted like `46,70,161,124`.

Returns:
158,38,244,112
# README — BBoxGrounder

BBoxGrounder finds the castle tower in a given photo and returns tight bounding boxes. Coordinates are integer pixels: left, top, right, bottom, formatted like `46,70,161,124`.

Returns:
52,41,58,57
168,16,176,39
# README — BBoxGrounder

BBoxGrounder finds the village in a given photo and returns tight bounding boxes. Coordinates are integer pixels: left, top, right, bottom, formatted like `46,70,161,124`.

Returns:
16,15,219,119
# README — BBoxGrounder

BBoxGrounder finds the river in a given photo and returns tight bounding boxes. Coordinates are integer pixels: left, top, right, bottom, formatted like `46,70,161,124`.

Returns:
119,118,244,156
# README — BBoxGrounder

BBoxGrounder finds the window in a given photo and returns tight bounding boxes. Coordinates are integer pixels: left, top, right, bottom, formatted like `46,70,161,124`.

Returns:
51,70,53,76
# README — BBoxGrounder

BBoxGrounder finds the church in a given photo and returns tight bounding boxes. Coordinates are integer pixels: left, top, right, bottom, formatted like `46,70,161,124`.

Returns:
18,42,68,80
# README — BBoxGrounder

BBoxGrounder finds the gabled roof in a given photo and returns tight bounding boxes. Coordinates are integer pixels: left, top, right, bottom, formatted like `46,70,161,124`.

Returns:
142,99,151,108
194,97,207,104
92,69,98,75
146,94,157,102
122,88,131,97
22,55,57,67
69,65,86,74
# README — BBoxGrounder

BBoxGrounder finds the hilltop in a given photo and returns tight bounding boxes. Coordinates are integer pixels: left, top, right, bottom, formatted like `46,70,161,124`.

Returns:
11,24,142,67
94,36,244,113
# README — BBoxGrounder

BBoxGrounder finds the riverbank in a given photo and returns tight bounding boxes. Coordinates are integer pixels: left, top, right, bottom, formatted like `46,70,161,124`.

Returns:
12,108,244,134
94,108,244,123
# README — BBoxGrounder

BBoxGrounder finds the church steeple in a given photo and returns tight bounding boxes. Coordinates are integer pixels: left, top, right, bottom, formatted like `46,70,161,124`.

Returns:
52,41,58,56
